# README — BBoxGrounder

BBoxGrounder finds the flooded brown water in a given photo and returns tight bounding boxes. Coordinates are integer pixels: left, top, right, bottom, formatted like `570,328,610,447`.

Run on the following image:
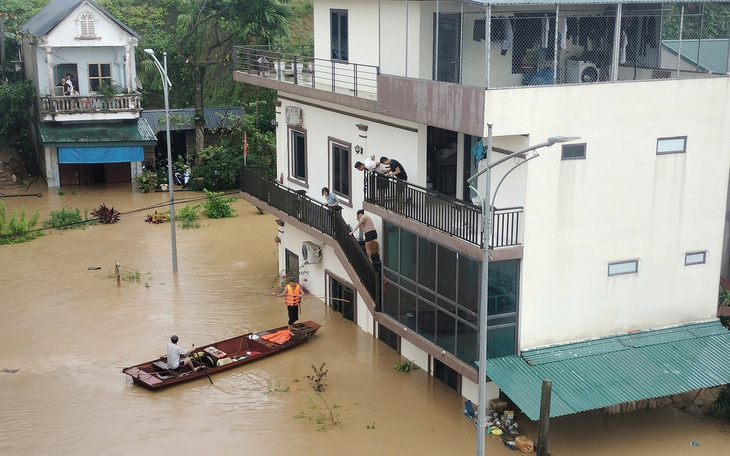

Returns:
1,183,727,455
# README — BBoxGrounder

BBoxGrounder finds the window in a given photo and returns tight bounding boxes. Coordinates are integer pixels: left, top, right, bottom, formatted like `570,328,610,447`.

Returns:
685,251,706,266
330,140,351,200
88,63,111,92
285,249,299,275
79,13,96,37
608,260,639,276
330,9,348,61
561,143,587,160
656,136,687,155
289,129,306,182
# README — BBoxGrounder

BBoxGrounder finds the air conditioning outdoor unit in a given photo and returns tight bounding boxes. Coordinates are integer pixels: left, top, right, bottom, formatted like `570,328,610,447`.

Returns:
285,107,302,126
566,60,599,84
302,241,322,264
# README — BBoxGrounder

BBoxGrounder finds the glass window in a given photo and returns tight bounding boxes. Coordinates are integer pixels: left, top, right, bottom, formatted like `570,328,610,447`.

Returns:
436,309,456,353
656,136,687,155
383,279,398,319
685,251,706,266
488,260,518,315
437,246,456,301
401,277,417,293
331,142,350,198
418,287,435,304
383,222,399,271
458,255,480,313
88,63,111,92
400,229,417,281
561,143,587,160
330,9,349,61
418,237,436,291
417,299,436,342
290,130,306,181
400,290,418,332
608,260,639,276
487,326,516,359
456,321,477,364
437,296,456,313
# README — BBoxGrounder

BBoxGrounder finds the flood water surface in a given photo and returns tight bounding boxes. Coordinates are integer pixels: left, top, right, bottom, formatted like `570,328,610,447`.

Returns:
1,184,727,455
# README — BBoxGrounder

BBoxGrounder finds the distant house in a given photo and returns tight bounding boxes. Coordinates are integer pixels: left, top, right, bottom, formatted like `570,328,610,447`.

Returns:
21,0,156,187
140,107,245,167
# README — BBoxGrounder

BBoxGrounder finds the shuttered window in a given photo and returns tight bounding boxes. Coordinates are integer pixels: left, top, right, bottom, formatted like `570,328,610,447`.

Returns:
79,13,96,37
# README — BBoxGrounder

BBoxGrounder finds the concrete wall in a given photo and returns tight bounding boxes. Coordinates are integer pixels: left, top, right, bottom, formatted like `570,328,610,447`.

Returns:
484,77,730,348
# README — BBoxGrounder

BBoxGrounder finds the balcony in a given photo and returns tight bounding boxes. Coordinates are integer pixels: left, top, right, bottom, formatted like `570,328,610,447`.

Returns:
39,93,142,122
241,168,380,304
233,45,379,110
364,172,522,249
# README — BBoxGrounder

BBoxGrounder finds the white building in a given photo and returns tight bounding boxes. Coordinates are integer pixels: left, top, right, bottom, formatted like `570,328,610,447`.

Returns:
235,0,730,419
21,0,155,188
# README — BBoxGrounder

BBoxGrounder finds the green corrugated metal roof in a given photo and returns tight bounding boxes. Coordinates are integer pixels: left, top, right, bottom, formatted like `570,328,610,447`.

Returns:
470,0,727,5
38,119,158,147
662,39,729,74
486,320,730,420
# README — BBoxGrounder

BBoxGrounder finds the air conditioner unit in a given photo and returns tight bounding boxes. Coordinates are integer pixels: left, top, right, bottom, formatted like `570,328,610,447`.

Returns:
285,107,302,127
566,60,599,84
302,241,322,264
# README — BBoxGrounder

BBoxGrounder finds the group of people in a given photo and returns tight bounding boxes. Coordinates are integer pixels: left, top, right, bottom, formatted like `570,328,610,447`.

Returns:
58,73,79,96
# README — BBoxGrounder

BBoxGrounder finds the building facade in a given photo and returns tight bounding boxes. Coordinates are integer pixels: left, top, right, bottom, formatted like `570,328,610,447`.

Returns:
21,0,155,188
235,0,730,413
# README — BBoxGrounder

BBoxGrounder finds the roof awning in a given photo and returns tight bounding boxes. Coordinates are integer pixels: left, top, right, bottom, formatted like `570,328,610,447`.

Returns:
38,119,157,147
486,320,730,420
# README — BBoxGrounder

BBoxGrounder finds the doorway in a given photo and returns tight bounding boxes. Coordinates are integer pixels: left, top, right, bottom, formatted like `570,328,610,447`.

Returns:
327,274,355,323
432,13,462,83
59,163,131,186
426,127,458,197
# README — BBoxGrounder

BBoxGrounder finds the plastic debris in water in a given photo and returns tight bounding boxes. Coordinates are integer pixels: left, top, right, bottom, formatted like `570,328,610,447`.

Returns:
689,441,699,446
1,369,19,374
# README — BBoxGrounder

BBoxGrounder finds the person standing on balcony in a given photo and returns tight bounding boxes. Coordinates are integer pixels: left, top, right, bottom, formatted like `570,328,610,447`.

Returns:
355,156,389,204
349,209,378,262
380,157,408,211
65,74,75,96
321,187,339,208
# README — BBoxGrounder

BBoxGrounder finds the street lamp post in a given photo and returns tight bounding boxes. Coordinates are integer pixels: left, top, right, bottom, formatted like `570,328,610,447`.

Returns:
468,124,579,456
144,49,178,274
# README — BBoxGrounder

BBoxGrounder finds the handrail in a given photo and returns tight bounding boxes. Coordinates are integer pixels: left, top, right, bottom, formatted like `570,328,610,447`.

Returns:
40,93,141,114
364,172,522,248
242,168,380,303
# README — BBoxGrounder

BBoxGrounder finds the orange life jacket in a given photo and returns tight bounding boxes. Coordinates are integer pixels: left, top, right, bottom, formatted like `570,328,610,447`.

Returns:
285,283,302,306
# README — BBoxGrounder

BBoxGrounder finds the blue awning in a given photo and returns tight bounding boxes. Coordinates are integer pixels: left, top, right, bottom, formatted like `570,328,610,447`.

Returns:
58,146,144,164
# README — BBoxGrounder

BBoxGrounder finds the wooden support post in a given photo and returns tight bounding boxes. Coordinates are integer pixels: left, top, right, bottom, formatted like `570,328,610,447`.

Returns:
116,262,121,287
537,379,552,456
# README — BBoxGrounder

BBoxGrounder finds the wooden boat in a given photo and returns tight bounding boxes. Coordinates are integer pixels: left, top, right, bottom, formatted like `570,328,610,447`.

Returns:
122,321,320,390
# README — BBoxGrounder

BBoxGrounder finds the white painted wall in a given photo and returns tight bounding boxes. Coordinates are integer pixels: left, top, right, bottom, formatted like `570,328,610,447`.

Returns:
313,0,380,67
484,77,730,348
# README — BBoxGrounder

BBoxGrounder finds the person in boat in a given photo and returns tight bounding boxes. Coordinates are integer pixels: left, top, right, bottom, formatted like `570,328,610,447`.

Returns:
284,280,303,334
167,335,195,371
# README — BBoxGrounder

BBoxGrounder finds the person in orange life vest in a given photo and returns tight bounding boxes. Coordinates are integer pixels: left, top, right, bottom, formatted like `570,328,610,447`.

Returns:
284,280,303,333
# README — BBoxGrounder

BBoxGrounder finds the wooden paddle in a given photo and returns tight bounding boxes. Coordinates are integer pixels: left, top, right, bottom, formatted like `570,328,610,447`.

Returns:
191,344,214,385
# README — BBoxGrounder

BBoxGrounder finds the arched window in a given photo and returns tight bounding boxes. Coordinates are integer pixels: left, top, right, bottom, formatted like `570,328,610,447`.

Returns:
79,13,95,37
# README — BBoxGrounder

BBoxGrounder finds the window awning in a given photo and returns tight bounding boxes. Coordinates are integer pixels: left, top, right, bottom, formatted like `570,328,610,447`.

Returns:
486,320,730,420
58,146,143,164
38,119,157,148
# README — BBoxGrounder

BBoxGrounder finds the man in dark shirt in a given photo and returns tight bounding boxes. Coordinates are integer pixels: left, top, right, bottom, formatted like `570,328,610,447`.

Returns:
380,157,408,211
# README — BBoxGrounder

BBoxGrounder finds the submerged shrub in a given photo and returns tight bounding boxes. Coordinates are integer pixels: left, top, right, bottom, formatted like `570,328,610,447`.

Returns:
0,201,42,244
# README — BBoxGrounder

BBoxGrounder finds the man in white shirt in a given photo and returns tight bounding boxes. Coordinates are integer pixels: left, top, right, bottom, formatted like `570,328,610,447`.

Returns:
167,335,195,371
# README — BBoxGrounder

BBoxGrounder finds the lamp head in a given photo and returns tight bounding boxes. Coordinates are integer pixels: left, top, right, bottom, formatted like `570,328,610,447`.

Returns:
144,49,155,56
547,136,581,145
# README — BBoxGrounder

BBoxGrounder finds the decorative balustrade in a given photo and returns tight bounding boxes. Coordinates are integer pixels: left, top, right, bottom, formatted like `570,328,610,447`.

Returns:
40,94,141,115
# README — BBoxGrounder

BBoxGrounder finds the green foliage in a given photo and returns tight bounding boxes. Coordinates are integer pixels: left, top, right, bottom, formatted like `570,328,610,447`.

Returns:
106,265,150,283
43,204,93,230
0,201,42,244
366,422,376,429
394,359,419,373
294,393,342,431
0,80,37,175
201,189,237,218
187,144,244,191
271,264,309,294
134,169,158,192
57,188,66,195
662,4,730,40
95,81,119,99
176,203,201,229
708,385,730,423
306,363,328,393
91,203,121,224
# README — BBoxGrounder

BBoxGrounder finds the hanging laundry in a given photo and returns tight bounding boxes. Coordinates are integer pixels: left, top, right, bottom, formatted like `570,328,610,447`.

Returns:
559,17,567,49
541,14,549,48
491,18,513,52
619,29,628,64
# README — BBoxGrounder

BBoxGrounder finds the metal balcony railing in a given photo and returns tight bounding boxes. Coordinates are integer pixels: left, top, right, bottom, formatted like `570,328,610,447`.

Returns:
40,93,141,115
364,172,522,248
242,168,380,303
233,45,378,100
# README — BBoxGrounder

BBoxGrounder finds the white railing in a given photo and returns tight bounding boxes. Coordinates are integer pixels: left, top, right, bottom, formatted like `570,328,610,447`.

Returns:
40,94,141,114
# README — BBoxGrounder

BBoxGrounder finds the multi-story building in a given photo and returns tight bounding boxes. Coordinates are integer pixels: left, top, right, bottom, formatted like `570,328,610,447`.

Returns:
234,0,730,419
21,0,155,188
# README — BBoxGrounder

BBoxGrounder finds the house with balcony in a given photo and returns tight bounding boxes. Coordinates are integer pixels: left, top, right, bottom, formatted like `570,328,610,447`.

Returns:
234,0,730,420
20,0,156,187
